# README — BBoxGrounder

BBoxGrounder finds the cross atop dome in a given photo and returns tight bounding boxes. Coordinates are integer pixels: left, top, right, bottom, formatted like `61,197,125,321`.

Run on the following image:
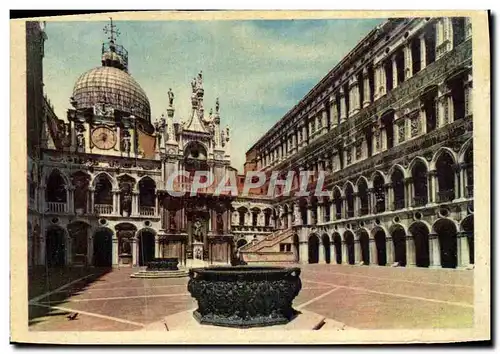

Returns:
103,17,120,44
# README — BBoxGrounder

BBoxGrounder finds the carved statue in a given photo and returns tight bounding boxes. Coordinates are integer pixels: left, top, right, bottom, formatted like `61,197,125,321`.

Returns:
168,88,174,106
76,132,85,150
216,213,224,233
215,97,220,113
193,219,203,242
169,212,177,231
197,70,203,88
257,212,265,227
122,134,131,153
232,211,239,225
191,78,197,92
293,204,301,226
225,126,230,141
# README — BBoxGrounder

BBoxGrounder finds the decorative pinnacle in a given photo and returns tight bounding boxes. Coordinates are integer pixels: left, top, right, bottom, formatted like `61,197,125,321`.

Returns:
215,97,220,114
103,17,120,43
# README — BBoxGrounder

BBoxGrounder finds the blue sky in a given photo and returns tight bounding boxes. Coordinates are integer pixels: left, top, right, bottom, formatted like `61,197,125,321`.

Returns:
43,18,384,172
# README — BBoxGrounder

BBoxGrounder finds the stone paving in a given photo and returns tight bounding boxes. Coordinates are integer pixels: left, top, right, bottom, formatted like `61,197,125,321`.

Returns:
28,264,474,331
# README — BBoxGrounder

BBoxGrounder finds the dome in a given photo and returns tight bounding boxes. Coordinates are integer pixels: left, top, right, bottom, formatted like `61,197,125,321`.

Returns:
72,66,151,122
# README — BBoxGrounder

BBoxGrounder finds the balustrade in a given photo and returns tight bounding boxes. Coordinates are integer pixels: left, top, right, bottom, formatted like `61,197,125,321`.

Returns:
437,189,455,203
47,202,67,213
139,206,156,216
412,196,427,207
94,203,113,215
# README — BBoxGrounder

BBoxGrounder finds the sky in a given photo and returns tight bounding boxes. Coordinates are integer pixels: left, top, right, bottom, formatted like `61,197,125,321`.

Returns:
43,18,384,172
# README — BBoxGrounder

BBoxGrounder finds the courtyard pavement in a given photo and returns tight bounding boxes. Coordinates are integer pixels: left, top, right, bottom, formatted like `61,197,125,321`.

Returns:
28,264,474,331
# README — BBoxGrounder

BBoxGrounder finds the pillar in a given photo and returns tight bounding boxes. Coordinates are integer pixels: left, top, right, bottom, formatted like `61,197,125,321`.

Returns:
65,236,72,266
299,241,309,264
369,238,377,265
132,238,138,266
331,100,338,127
457,232,471,268
363,68,371,108
339,89,347,122
319,243,326,264
404,42,413,80
38,235,46,266
112,190,120,215
349,78,360,115
112,237,119,266
341,242,348,265
386,237,394,265
420,34,427,70
392,55,398,89
429,233,441,268
354,240,361,264
428,170,437,204
87,234,93,266
406,235,416,267
155,236,160,258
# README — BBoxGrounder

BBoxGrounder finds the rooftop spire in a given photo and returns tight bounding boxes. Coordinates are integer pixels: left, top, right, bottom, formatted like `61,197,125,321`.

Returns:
103,17,120,44
101,17,129,72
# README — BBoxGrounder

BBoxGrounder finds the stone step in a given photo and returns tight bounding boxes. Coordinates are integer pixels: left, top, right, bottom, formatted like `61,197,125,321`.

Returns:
130,269,189,278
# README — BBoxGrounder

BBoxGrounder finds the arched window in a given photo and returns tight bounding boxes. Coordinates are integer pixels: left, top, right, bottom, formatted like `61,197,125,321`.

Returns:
333,188,342,220
436,152,456,202
46,170,67,203
94,174,113,214
411,161,428,206
139,177,156,216
392,168,405,210
118,175,136,216
373,173,385,213
345,184,354,218
71,171,90,213
357,179,369,215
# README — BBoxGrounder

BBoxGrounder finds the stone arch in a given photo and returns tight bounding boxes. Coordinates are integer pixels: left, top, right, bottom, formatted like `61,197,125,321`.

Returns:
93,227,113,267
44,168,70,186
183,140,209,160
298,197,309,225
138,176,156,213
357,228,370,265
458,138,473,164
237,206,248,226
408,221,430,267
321,233,331,264
45,169,68,203
91,171,117,190
408,156,430,174
332,232,342,264
433,218,458,268
136,228,157,266
343,230,355,265
308,233,320,264
45,225,67,267
430,147,458,171
332,185,344,198
390,224,407,266
387,164,409,179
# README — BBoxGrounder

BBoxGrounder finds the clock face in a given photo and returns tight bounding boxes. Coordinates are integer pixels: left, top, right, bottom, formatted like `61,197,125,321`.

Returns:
91,127,117,150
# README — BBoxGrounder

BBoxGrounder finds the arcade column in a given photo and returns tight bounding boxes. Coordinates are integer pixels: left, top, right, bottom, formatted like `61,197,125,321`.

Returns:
299,241,308,264
429,233,441,268
112,237,119,267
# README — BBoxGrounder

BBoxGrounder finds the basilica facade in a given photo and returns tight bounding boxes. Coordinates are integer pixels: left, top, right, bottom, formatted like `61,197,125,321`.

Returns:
27,17,474,270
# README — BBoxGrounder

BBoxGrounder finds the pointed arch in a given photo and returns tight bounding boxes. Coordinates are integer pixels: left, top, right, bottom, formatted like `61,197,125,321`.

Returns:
387,164,409,179
458,138,473,163
408,156,430,174
91,172,118,190
430,147,458,171
45,168,70,186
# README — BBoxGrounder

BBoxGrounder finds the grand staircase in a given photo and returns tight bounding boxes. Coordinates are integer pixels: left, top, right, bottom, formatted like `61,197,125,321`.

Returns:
239,228,295,263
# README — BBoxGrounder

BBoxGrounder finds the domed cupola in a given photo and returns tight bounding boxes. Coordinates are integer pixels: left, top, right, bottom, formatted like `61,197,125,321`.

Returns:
70,18,151,122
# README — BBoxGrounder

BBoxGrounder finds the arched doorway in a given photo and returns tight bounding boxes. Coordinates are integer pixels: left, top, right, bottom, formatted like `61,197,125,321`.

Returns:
391,225,407,266
67,222,89,266
333,233,342,264
138,229,156,266
321,234,331,264
358,230,370,265
308,234,319,264
93,228,113,267
462,215,474,265
434,218,458,268
410,222,430,267
374,229,387,265
344,231,355,265
292,234,300,263
45,227,66,267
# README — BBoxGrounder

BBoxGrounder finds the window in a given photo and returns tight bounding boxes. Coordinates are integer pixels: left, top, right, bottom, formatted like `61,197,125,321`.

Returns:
280,243,292,252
